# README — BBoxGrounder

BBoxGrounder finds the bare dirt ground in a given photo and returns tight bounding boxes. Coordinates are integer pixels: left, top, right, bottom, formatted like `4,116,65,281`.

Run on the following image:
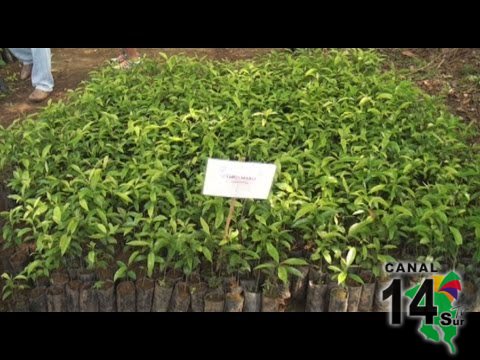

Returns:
378,48,480,130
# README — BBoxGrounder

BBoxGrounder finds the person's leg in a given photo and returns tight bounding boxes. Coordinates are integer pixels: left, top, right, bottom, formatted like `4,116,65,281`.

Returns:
9,48,34,80
8,48,33,64
30,48,53,92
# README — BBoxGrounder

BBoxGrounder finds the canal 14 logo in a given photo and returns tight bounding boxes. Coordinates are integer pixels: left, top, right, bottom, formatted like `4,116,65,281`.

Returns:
382,262,465,355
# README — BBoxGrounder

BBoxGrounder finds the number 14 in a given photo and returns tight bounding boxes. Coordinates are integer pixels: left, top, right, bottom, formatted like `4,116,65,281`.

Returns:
383,278,438,325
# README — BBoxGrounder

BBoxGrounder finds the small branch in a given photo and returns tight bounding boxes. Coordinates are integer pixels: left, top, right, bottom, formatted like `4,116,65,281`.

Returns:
410,49,457,75
224,198,236,240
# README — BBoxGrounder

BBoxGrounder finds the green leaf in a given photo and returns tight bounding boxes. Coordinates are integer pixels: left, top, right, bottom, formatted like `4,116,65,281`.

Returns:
165,191,176,207
170,217,177,233
362,246,368,259
283,258,308,266
2,290,12,301
215,207,224,229
278,266,288,284
53,206,62,225
128,251,140,266
150,192,157,203
328,265,342,273
97,209,108,224
97,224,107,234
348,222,366,236
295,203,316,220
377,255,391,263
90,169,102,188
114,267,126,282
147,204,154,218
127,271,137,281
116,192,132,204
436,210,448,224
42,144,52,158
403,164,413,174
35,204,48,217
359,96,373,107
147,252,155,277
338,272,347,284
102,155,109,169
71,164,82,174
254,263,275,270
16,228,31,238
67,218,79,234
419,238,430,245
369,197,390,208
232,95,242,108
26,260,41,276
200,217,210,235
292,218,310,228
393,205,413,217
255,215,267,226
369,184,385,194
127,241,150,247
449,226,463,246
79,199,89,211
60,234,71,256
346,247,357,267
159,52,168,61
202,247,212,262
323,250,332,264
349,273,365,285
266,243,280,263
376,93,393,100
348,220,370,237
276,182,293,193
88,251,95,265
285,266,304,278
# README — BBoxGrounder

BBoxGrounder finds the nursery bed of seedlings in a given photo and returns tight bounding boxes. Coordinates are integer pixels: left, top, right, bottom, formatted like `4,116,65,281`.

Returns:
1,49,480,312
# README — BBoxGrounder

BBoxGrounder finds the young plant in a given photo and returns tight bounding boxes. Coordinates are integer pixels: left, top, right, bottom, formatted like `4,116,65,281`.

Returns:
328,247,364,286
113,260,137,283
255,242,308,294
1,273,29,301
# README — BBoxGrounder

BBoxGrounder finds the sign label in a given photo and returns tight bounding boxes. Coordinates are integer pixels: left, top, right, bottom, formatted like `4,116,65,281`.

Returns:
202,158,277,199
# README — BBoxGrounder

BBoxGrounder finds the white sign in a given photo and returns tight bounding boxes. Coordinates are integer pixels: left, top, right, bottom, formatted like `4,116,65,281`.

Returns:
202,158,277,200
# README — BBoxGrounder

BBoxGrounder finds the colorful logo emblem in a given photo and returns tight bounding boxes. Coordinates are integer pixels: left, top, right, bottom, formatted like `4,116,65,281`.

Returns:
384,270,465,355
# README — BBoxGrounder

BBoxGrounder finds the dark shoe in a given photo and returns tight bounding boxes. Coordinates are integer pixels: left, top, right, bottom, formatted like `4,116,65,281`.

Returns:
20,64,33,80
0,78,8,93
28,89,50,102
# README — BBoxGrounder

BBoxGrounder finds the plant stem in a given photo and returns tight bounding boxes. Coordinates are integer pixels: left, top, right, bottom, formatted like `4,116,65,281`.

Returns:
255,271,261,293
224,198,236,240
